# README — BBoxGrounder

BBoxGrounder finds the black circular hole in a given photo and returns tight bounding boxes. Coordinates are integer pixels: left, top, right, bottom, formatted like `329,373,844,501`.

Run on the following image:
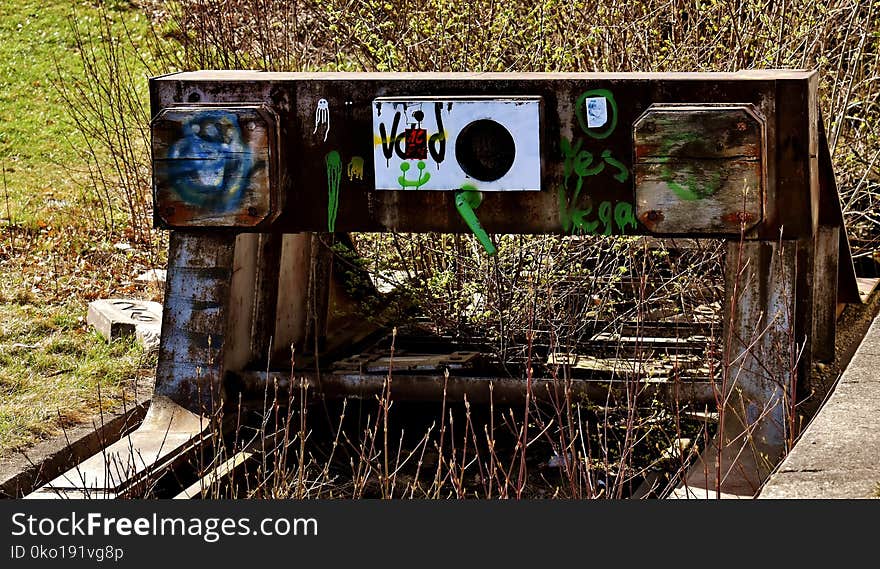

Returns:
455,119,516,182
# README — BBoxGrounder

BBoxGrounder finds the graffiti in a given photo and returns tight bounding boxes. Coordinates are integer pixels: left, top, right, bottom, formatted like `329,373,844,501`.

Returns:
326,151,342,232
455,185,496,255
165,110,256,211
111,300,157,323
314,98,330,142
614,202,638,233
378,102,446,165
586,96,608,128
347,156,364,181
558,198,638,235
574,89,618,140
373,98,540,191
558,89,636,235
404,127,428,159
656,133,723,201
398,161,431,189
668,172,722,201
428,103,446,163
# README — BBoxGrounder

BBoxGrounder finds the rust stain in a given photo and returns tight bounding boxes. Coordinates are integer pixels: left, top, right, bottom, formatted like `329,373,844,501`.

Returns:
634,143,661,160
639,209,665,231
722,211,755,224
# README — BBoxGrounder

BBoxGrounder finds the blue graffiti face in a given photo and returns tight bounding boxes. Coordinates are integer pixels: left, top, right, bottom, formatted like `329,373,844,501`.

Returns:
166,111,254,211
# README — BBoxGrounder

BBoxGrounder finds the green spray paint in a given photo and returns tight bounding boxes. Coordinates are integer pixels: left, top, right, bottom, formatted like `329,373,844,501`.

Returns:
455,185,496,256
601,150,629,182
558,88,637,235
574,89,618,139
614,201,638,232
326,150,342,232
398,161,431,188
665,171,723,201
656,132,722,201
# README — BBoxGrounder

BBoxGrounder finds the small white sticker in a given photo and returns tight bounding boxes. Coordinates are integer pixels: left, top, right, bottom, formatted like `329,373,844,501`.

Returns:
586,97,607,128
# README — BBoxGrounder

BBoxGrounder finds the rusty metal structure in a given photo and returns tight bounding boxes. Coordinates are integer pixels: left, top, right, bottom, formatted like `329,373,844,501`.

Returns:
28,70,861,499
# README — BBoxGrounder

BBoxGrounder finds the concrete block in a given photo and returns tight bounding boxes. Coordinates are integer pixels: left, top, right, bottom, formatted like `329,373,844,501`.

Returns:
87,299,163,350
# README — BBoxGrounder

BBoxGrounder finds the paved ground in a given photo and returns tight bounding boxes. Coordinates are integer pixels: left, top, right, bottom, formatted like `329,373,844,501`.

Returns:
759,314,880,499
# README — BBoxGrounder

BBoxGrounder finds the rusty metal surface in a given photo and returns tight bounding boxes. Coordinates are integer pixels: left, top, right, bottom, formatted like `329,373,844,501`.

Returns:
150,71,818,239
155,231,236,411
233,370,719,406
817,118,861,304
675,240,799,498
634,104,765,235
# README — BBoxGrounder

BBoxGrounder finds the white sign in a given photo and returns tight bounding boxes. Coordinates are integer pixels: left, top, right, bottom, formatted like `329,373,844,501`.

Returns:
372,97,541,191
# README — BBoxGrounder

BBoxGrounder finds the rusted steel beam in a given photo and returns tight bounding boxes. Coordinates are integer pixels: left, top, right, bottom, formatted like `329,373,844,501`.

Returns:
817,120,861,305
675,240,799,498
156,231,237,411
149,70,819,240
232,370,719,406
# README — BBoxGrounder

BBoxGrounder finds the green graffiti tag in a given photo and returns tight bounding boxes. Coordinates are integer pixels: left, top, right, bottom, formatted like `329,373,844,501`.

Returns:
326,150,342,232
574,89,619,140
655,132,723,201
455,185,497,256
398,161,431,189
667,173,723,201
558,89,636,235
558,135,633,234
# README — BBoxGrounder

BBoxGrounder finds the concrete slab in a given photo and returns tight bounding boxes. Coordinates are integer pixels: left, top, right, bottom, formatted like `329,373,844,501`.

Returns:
26,397,208,499
759,315,880,499
0,399,149,498
87,299,162,350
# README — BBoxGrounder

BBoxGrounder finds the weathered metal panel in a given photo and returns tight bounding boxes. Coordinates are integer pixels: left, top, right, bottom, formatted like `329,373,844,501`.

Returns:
772,76,818,239
634,104,765,234
683,240,799,496
152,105,281,228
149,71,817,239
812,227,838,362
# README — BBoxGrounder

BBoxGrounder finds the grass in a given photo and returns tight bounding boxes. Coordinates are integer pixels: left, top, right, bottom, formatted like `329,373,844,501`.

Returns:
0,0,84,229
0,0,157,455
0,299,152,457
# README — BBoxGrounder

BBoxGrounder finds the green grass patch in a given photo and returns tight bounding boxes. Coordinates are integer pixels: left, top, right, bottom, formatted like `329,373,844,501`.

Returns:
0,0,158,457
0,0,151,230
0,300,152,456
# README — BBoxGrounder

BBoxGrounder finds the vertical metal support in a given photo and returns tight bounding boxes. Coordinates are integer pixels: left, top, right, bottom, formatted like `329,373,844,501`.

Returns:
272,233,313,362
248,233,284,368
811,226,839,362
156,231,237,413
305,233,334,355
219,232,285,399
676,240,800,497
